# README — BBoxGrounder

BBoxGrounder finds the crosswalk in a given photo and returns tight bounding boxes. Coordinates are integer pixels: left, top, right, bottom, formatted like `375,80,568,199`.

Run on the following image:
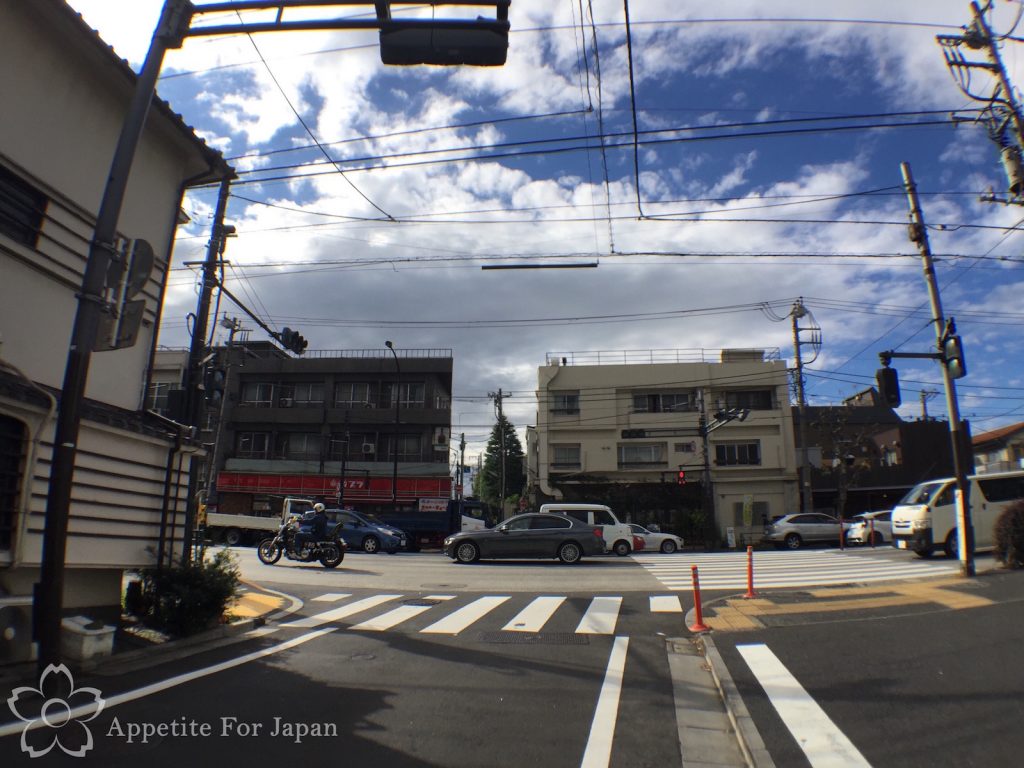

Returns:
632,548,960,590
277,592,684,637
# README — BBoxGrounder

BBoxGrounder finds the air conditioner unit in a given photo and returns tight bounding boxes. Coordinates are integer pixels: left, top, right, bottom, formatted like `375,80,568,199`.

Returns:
362,443,376,454
279,398,294,407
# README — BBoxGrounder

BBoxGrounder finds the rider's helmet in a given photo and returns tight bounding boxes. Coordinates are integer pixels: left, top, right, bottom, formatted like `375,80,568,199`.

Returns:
313,503,325,513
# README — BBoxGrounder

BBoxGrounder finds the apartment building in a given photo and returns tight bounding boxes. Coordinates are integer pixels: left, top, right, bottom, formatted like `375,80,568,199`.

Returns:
972,421,1024,475
526,349,798,544
0,1,231,662
178,344,454,519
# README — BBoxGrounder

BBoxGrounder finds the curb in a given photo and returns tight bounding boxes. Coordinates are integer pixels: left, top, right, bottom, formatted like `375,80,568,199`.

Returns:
697,634,776,768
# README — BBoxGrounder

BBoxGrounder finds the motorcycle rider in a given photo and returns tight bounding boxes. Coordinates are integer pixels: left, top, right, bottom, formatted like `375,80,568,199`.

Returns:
294,502,329,555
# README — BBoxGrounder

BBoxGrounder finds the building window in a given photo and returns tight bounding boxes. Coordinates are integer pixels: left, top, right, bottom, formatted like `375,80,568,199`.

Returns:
236,431,271,459
0,165,47,248
147,382,181,415
552,391,580,415
0,414,27,552
240,382,274,407
385,382,424,409
723,390,774,410
618,443,666,467
551,444,581,469
388,434,422,461
329,432,377,460
335,382,373,408
275,432,321,461
715,441,761,466
633,391,694,413
278,382,324,407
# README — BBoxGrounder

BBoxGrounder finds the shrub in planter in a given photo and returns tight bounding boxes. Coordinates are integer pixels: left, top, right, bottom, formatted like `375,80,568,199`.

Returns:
133,550,241,637
993,499,1024,569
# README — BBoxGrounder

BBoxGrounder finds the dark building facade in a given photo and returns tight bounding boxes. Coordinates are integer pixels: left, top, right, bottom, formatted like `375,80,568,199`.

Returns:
207,343,453,517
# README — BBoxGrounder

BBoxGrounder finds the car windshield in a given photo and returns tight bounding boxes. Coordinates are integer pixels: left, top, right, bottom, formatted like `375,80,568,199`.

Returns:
899,481,948,506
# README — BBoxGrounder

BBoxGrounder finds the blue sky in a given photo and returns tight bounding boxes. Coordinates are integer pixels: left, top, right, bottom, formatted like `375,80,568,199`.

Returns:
65,1,1024,457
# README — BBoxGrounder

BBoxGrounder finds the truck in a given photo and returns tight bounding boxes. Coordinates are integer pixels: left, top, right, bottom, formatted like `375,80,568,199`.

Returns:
201,497,315,546
373,498,495,550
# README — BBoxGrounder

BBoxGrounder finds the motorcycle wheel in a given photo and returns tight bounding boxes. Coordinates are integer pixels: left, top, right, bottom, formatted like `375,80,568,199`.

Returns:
257,538,282,564
319,542,344,569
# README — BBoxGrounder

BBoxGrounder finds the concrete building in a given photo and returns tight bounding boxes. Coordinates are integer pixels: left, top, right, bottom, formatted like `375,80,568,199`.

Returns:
526,349,797,545
0,1,231,662
168,343,454,526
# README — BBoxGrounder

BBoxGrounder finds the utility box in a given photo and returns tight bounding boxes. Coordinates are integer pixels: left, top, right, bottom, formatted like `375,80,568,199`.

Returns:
61,616,115,661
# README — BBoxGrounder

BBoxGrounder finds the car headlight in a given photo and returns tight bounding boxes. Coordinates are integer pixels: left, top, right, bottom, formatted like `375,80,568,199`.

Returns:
443,537,453,546
911,519,931,531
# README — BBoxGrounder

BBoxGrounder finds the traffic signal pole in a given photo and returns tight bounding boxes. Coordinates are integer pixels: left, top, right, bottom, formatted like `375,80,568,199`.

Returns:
901,162,974,577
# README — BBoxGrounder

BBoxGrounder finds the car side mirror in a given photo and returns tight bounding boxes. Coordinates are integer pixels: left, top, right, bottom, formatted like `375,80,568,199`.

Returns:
498,525,508,533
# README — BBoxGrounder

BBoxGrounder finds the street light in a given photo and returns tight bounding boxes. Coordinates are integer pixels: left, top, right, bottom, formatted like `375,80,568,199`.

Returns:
385,341,400,504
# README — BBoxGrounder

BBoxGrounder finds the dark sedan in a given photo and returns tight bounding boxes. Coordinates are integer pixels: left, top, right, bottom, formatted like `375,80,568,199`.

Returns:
443,512,605,564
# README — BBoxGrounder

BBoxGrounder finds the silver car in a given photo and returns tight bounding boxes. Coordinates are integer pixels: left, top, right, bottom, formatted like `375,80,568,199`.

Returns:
845,510,893,546
628,523,684,554
765,513,842,550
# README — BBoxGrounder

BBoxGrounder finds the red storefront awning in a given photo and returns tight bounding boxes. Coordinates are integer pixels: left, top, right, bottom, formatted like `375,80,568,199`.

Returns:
216,471,450,501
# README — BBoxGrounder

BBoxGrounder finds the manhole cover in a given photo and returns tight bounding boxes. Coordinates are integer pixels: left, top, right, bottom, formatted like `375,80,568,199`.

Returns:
404,599,443,606
421,584,466,589
478,632,589,645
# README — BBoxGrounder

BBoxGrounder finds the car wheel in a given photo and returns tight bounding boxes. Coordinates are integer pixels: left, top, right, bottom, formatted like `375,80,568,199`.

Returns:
944,530,959,559
914,545,934,559
224,528,243,547
612,540,631,557
558,542,582,564
868,531,885,547
362,536,380,554
659,540,677,554
455,542,479,564
784,533,802,550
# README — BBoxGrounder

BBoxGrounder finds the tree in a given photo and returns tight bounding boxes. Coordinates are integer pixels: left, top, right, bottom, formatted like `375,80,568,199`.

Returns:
478,414,525,508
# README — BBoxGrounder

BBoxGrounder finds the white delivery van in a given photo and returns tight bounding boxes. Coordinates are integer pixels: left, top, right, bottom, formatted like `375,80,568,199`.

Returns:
538,503,635,556
891,470,1024,558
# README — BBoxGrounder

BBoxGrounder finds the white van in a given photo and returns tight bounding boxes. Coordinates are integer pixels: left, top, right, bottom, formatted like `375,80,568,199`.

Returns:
538,503,635,556
891,470,1024,558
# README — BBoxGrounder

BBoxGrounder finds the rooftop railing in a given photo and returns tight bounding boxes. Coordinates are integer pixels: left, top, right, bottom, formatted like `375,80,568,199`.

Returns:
545,348,782,366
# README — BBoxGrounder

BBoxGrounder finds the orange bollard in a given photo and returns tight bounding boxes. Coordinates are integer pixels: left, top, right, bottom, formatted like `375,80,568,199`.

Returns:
743,545,757,599
689,565,710,633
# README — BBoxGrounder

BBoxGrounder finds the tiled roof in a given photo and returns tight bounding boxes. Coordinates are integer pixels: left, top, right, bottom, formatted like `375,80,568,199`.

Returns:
972,420,1024,446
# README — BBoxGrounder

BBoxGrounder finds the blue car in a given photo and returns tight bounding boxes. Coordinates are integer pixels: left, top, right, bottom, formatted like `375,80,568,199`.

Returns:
328,509,407,554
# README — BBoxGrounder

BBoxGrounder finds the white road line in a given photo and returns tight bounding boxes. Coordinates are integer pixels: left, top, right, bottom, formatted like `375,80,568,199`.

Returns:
0,628,335,739
502,596,567,632
351,596,455,632
576,597,622,635
312,592,352,602
649,595,683,613
737,644,871,768
579,636,630,768
420,596,510,634
281,594,402,628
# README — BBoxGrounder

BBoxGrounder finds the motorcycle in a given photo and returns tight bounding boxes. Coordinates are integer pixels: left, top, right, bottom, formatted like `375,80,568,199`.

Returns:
257,517,346,569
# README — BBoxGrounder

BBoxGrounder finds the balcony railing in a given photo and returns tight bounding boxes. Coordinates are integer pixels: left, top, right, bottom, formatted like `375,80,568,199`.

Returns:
546,348,781,366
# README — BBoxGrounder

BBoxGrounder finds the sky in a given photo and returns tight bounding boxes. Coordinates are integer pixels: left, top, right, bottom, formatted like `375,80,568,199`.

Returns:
65,0,1024,460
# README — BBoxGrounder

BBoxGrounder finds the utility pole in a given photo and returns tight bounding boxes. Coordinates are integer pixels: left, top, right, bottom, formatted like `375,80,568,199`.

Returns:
920,388,939,420
791,298,813,513
901,162,974,577
697,390,716,548
490,389,506,514
458,432,466,500
182,176,235,563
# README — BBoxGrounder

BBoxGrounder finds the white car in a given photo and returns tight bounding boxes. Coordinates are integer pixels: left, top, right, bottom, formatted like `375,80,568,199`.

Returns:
845,510,893,546
628,524,684,554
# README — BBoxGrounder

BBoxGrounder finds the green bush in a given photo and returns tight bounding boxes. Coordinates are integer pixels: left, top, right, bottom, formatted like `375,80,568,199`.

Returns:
132,550,241,637
994,500,1024,569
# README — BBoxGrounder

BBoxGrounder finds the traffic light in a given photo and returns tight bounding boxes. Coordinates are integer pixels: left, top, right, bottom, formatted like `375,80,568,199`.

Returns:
279,327,309,355
943,334,967,379
203,366,225,406
677,469,687,486
876,366,901,408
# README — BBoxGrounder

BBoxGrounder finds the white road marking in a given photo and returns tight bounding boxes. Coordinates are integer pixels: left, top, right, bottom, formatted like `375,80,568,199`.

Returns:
737,643,871,768
576,597,622,635
0,629,335,739
351,596,456,632
420,596,510,634
312,592,352,602
649,595,683,613
502,596,567,632
281,594,402,628
579,636,630,768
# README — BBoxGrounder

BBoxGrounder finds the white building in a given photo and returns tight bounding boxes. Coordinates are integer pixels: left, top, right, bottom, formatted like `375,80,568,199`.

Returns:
0,0,231,663
526,349,798,544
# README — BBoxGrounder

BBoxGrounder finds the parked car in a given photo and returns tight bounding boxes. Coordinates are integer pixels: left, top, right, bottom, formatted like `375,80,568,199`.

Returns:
537,503,636,556
845,510,893,546
764,513,842,549
628,524,684,553
444,512,606,564
327,508,407,553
